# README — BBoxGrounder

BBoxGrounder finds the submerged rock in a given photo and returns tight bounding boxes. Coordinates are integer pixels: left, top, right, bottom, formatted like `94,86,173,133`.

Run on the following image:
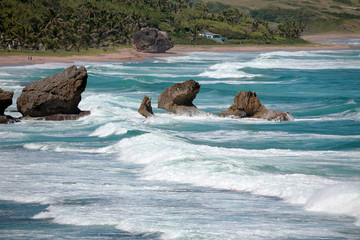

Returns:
22,111,91,121
158,79,205,116
219,91,292,121
132,27,173,53
138,96,154,118
16,65,89,119
0,115,19,124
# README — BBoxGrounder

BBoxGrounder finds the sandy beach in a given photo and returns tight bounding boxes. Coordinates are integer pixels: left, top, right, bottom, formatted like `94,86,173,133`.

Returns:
0,34,359,66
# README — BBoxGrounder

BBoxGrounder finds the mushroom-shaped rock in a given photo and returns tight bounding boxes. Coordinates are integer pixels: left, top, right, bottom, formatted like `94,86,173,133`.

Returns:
16,65,89,119
158,79,204,116
138,96,154,118
0,88,13,115
219,91,292,121
132,28,174,53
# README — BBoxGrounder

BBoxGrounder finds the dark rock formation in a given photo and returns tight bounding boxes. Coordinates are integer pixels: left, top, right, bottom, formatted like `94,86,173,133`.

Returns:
219,91,292,121
22,111,91,121
0,115,20,124
138,96,154,118
0,88,19,124
0,88,13,115
17,65,89,118
132,28,173,53
158,79,204,115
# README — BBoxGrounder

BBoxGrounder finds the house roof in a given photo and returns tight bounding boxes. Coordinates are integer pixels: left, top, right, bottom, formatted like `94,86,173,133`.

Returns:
202,30,218,35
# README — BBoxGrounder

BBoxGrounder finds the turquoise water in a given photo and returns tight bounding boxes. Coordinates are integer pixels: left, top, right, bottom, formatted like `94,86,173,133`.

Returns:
1,42,360,239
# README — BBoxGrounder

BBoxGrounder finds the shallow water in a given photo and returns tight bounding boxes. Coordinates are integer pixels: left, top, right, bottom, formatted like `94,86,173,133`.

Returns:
1,41,360,239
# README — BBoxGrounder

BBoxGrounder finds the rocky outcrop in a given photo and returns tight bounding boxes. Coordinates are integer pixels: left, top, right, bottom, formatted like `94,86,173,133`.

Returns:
0,88,18,124
138,96,154,118
22,111,91,121
0,88,13,115
158,79,205,116
219,91,292,121
17,65,89,119
132,28,173,53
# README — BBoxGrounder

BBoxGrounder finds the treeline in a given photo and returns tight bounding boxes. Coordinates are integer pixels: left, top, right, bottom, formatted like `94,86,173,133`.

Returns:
0,0,306,51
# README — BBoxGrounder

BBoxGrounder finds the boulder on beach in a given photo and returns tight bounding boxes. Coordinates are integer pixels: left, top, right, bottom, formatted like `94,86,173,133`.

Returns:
138,96,154,118
16,65,89,119
158,79,204,116
219,91,292,121
132,27,173,53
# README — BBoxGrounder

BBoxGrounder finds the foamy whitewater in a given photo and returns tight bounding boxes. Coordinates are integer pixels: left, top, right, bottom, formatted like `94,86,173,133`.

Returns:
1,40,360,239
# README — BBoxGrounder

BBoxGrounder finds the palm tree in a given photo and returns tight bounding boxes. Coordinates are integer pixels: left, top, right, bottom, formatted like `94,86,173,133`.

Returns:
189,24,200,46
196,3,209,19
278,20,305,38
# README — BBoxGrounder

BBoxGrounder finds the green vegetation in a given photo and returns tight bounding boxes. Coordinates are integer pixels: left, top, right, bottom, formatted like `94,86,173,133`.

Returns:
0,0,307,53
203,0,360,34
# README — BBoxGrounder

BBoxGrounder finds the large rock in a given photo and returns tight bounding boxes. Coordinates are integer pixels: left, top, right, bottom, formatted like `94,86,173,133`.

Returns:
138,96,154,118
0,88,13,115
17,65,88,118
219,91,292,121
132,28,174,53
158,79,204,115
0,88,18,124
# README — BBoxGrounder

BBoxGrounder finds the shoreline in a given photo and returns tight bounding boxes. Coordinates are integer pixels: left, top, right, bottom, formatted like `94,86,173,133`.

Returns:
302,33,360,41
0,35,359,66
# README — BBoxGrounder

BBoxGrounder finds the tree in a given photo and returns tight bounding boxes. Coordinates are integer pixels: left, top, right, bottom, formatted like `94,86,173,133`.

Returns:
278,20,305,38
189,24,201,46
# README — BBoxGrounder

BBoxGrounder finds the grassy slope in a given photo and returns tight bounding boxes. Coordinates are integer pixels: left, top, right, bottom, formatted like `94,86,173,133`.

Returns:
202,0,360,34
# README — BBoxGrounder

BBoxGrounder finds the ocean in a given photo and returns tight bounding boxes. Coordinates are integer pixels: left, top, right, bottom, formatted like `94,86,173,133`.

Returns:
0,40,360,239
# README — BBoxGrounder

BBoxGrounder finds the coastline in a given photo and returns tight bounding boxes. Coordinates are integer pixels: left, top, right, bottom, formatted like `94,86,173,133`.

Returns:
0,35,359,66
302,33,360,41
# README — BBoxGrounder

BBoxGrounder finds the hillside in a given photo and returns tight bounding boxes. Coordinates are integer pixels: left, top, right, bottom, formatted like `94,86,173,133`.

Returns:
202,0,360,34
0,0,308,52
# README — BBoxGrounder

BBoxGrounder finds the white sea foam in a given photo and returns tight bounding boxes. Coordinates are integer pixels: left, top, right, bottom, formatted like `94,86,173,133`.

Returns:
305,184,360,226
114,133,348,205
0,79,24,91
199,51,360,70
87,63,128,70
89,123,128,138
346,99,357,105
155,54,213,64
198,80,276,85
0,62,74,70
0,131,27,140
254,51,360,69
198,62,261,79
174,130,360,143
297,109,360,122
0,72,11,76
23,142,115,154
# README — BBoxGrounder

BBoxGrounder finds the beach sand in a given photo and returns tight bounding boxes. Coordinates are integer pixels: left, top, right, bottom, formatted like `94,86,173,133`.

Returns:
0,34,359,66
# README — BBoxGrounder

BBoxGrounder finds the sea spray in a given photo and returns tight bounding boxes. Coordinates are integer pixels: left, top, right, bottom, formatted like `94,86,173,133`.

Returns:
305,184,360,226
